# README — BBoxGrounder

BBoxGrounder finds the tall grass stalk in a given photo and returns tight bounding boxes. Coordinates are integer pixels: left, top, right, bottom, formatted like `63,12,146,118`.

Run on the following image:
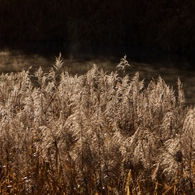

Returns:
0,55,194,194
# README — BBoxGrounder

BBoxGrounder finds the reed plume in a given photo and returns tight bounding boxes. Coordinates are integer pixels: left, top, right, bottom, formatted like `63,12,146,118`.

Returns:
0,55,194,194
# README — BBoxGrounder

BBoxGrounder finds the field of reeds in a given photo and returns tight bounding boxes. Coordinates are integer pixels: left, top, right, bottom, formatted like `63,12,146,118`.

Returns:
0,54,195,194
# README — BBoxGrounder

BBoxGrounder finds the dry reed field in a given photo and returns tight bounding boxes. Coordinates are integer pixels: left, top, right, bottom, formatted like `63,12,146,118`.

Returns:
0,54,195,194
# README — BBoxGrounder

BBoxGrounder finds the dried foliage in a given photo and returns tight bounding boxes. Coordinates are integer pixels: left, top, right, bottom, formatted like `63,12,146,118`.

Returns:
0,55,194,194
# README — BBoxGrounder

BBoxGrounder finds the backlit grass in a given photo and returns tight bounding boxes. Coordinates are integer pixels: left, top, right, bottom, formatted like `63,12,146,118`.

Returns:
0,55,194,194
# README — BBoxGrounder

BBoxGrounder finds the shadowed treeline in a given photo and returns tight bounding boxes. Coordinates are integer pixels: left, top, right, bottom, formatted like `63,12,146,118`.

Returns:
0,0,194,54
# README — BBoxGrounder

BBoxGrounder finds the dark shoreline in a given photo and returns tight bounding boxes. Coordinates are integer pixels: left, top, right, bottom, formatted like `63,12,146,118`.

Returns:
0,40,194,70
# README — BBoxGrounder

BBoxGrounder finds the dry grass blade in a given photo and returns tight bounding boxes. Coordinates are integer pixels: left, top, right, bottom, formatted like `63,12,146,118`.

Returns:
0,55,194,194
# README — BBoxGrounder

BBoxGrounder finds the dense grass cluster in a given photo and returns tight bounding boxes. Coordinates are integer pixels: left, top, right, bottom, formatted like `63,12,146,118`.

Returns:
0,55,194,194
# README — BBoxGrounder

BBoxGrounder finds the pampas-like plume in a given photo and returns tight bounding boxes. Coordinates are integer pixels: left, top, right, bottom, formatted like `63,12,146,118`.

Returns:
0,55,194,194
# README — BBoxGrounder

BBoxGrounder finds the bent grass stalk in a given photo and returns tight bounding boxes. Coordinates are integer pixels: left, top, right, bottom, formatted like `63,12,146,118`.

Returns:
0,55,194,194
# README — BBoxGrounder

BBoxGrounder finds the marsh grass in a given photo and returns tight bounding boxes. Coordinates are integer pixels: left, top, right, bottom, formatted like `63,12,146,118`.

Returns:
0,55,194,194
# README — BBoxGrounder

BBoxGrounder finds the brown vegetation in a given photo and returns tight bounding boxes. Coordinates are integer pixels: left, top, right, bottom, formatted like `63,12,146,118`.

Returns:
0,55,195,194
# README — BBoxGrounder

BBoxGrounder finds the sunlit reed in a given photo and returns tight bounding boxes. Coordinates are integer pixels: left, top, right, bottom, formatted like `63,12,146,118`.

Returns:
0,55,194,194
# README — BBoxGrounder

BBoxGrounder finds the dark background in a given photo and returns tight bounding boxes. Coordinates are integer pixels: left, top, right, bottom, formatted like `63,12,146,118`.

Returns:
0,0,194,60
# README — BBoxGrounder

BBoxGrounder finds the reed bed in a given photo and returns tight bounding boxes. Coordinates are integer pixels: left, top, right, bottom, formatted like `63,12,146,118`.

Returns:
0,54,194,194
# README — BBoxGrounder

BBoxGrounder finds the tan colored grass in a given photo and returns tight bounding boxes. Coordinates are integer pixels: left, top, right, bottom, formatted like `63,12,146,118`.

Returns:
0,55,194,194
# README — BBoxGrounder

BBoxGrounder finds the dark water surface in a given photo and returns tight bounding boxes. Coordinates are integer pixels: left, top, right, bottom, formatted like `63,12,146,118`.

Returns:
0,43,194,106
